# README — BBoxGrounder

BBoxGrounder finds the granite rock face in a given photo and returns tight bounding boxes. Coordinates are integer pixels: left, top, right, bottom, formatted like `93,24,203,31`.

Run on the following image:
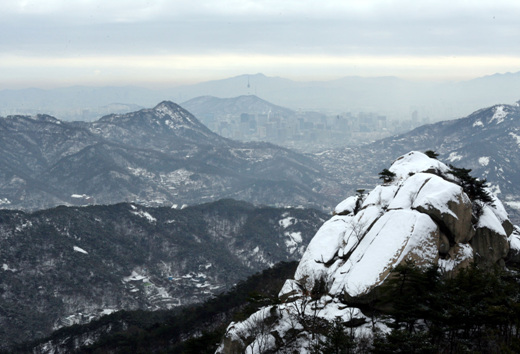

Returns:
217,151,518,354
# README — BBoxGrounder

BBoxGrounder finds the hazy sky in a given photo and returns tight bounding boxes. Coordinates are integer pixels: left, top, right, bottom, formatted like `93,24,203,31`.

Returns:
1,0,519,88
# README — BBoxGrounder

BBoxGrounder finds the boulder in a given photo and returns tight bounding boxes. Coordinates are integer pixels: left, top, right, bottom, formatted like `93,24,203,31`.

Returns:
438,243,474,274
328,210,439,297
217,151,519,354
390,173,475,243
471,227,509,267
471,205,509,266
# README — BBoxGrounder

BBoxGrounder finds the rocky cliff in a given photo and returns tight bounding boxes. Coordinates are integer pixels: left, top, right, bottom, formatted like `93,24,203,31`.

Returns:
217,151,520,353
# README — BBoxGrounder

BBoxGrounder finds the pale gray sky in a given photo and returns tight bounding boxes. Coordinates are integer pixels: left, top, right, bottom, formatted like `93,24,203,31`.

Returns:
1,0,519,88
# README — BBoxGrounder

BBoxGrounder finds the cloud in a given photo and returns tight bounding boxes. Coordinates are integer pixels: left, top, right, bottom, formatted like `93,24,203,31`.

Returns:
1,1,518,56
0,0,519,86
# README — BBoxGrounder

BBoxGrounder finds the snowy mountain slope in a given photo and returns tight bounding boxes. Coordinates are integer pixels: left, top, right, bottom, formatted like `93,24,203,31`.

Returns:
0,101,340,211
84,101,226,151
314,101,520,223
0,200,326,350
217,151,520,353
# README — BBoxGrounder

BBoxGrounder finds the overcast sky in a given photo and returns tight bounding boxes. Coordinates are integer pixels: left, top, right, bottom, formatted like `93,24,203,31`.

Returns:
1,0,519,88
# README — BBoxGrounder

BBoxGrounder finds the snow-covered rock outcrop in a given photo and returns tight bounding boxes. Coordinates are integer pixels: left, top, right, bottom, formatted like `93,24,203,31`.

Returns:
217,151,518,354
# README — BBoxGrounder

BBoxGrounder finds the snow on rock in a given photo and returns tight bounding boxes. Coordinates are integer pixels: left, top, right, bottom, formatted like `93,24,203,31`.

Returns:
438,243,473,272
472,204,510,266
362,184,398,209
333,196,357,215
489,193,511,228
293,151,486,298
295,215,348,272
506,226,520,265
218,151,518,353
404,173,474,243
477,204,507,235
508,226,520,254
389,151,449,180
329,210,439,297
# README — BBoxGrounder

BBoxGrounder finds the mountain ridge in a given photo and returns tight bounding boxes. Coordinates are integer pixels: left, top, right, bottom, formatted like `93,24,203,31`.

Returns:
314,101,520,224
0,101,340,211
2,71,520,121
0,200,327,350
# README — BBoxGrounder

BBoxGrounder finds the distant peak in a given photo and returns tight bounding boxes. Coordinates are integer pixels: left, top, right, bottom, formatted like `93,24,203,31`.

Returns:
153,100,181,110
34,114,61,124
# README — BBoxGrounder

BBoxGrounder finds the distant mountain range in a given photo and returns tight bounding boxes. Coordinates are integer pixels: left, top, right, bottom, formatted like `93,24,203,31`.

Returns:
0,200,326,350
0,101,340,211
1,98,519,222
314,101,520,223
2,72,520,122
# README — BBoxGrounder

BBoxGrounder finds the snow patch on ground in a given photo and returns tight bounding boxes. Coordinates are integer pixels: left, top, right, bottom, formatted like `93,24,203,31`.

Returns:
100,309,117,316
490,105,507,124
131,210,157,223
73,246,88,254
279,214,297,228
15,220,33,232
505,201,520,210
123,271,147,282
509,132,520,147
447,152,463,162
2,264,16,272
473,120,484,127
488,183,501,195
478,156,490,166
